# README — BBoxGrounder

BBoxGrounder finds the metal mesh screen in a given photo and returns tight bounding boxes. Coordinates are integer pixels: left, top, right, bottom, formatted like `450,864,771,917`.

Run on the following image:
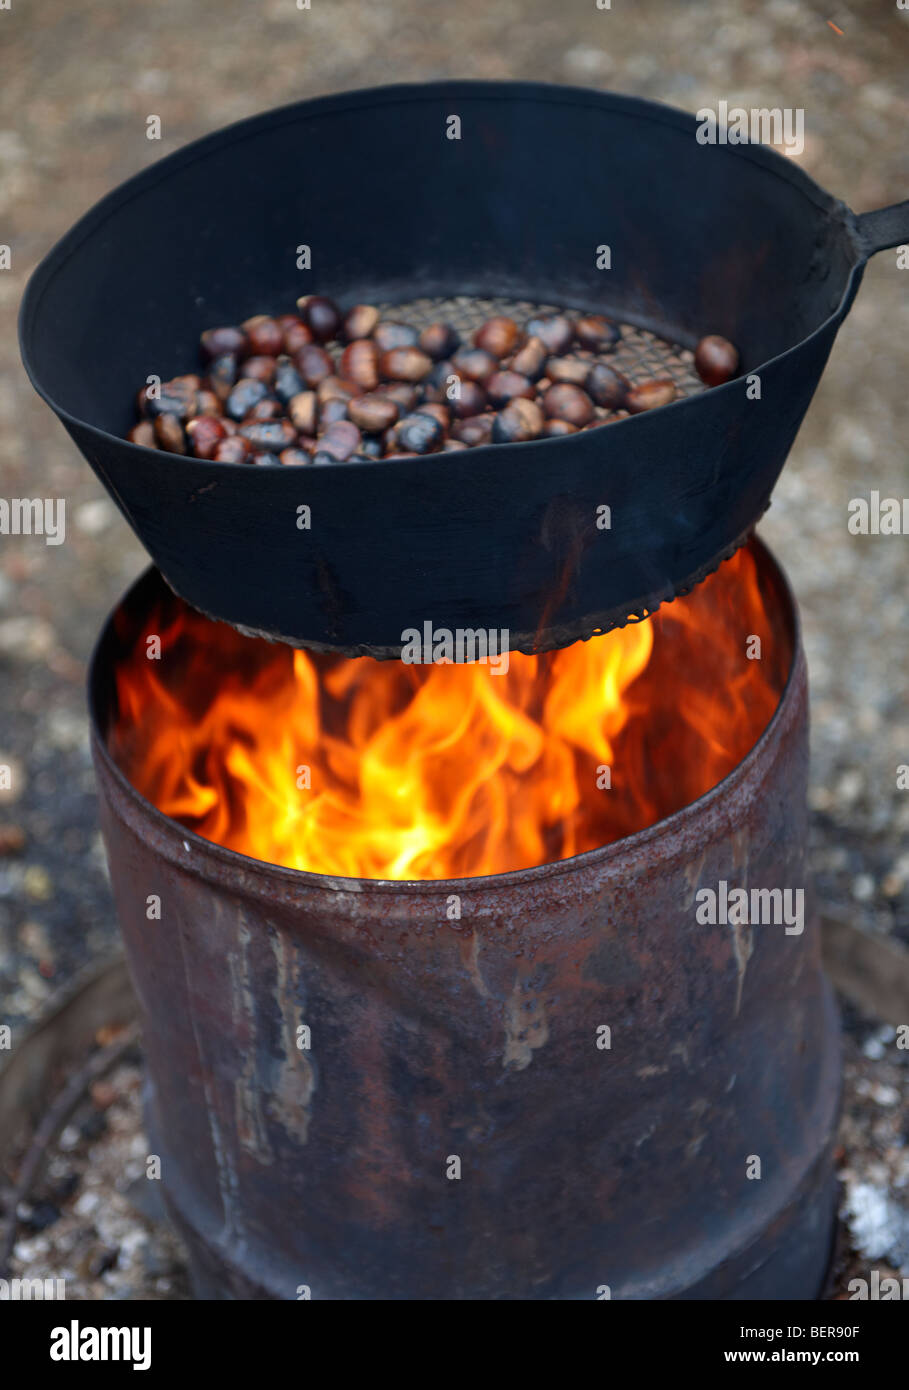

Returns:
372,294,706,417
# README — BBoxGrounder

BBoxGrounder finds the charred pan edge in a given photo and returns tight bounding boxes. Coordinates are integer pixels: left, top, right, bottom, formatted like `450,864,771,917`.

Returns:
158,508,771,660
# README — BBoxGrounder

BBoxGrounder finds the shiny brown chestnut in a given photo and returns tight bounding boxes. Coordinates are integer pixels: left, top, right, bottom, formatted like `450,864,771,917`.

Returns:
626,378,677,412
491,398,544,443
525,314,574,355
239,355,278,384
195,389,223,416
341,304,380,343
317,376,359,404
374,321,420,353
348,394,399,434
694,335,740,386
287,391,319,436
510,336,547,381
450,348,498,385
240,420,298,453
474,316,522,359
207,353,237,402
379,347,433,383
381,382,419,411
545,356,591,386
212,436,252,464
486,371,534,408
586,363,631,410
317,420,361,460
574,315,621,353
540,382,595,426
127,420,156,448
396,413,444,454
184,411,227,461
415,402,450,429
225,378,270,421
242,315,284,357
295,344,335,387
319,398,349,426
341,340,381,392
296,295,342,344
244,398,283,422
283,319,315,355
450,413,495,446
200,326,247,360
153,413,187,454
419,322,461,361
449,380,488,419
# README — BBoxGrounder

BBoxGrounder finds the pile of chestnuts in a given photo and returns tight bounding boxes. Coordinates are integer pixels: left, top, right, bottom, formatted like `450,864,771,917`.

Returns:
128,296,740,465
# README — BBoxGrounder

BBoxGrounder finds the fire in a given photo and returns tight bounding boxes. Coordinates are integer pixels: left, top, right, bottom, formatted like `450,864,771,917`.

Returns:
110,544,789,880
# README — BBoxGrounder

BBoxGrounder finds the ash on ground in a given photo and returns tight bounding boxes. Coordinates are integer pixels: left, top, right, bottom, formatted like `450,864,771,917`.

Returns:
5,1004,907,1301
6,1055,190,1301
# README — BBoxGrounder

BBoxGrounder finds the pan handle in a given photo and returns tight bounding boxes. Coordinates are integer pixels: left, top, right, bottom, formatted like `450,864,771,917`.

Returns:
853,200,909,260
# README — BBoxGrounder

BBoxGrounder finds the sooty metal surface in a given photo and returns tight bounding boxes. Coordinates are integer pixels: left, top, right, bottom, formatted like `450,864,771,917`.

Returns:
22,82,909,656
89,541,840,1301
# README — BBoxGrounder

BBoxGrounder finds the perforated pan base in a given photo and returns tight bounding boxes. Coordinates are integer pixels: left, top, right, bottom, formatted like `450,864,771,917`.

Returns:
368,293,708,422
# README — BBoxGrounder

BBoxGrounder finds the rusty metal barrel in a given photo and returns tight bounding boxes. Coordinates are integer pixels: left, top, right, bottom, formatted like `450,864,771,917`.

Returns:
88,544,840,1300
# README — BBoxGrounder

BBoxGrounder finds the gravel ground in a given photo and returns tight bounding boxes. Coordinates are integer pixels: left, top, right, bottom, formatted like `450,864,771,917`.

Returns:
1,0,908,1298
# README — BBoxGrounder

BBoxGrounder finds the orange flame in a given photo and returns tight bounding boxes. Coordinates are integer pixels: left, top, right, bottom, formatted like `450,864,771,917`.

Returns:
110,544,789,880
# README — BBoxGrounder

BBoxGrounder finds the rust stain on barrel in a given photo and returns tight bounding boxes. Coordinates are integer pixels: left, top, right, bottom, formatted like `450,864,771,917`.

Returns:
88,546,840,1301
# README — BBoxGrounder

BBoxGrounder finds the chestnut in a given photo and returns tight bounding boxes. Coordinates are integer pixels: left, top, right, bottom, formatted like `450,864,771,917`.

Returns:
419,322,461,361
242,315,284,357
240,420,297,453
226,378,270,421
296,295,342,343
295,344,335,387
200,326,247,360
341,339,381,391
545,356,591,386
510,336,547,381
540,383,595,427
626,379,677,413
586,363,630,410
525,314,574,355
127,421,156,448
451,348,498,385
574,315,621,353
474,316,521,359
450,413,495,446
396,413,444,454
213,436,252,464
288,392,319,436
491,398,544,443
239,355,277,384
341,304,380,343
348,393,400,434
207,353,237,402
374,321,420,353
273,358,306,404
153,413,187,454
449,380,488,419
317,420,361,461
379,347,433,383
694,335,739,386
279,447,313,466
486,371,534,408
